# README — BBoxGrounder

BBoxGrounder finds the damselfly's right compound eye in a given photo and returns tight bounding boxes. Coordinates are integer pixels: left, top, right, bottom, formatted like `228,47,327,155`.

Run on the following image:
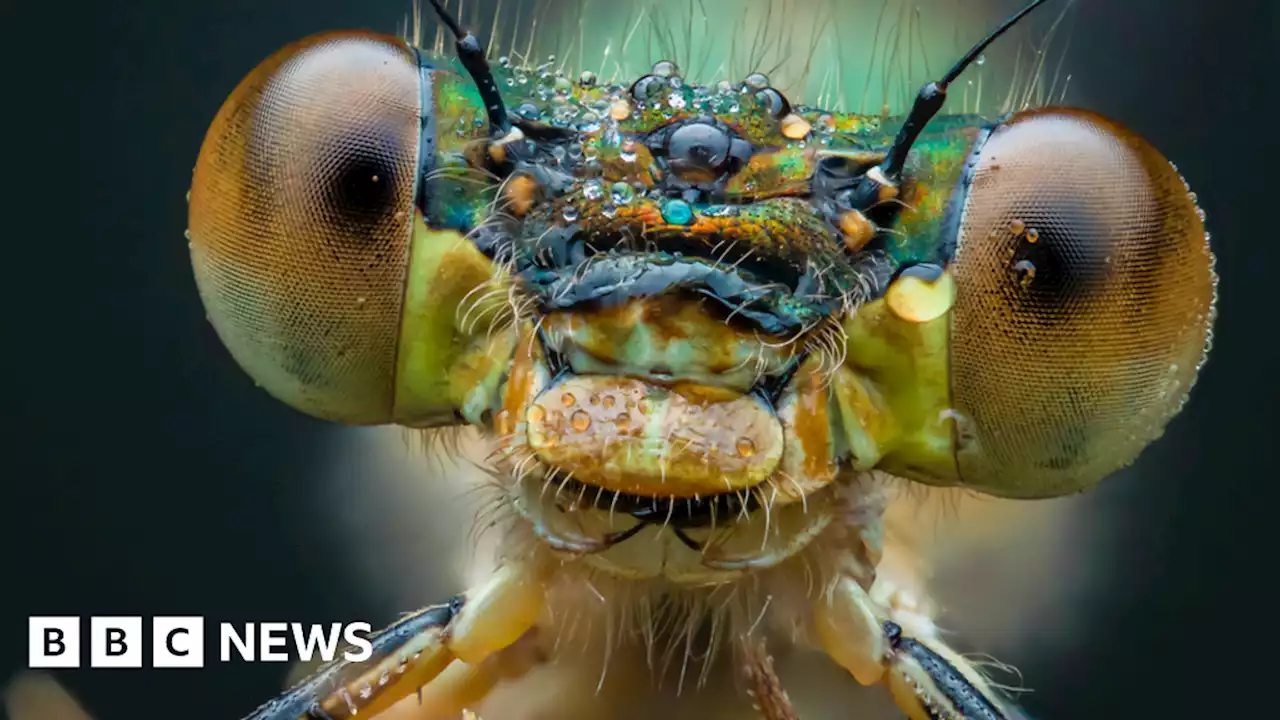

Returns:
944,108,1217,497
189,32,423,424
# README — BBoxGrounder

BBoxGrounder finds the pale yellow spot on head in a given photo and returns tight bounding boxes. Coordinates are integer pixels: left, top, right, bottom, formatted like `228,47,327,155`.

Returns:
886,272,957,323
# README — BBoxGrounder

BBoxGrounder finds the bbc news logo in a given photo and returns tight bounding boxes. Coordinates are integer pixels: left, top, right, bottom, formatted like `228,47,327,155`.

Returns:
28,617,373,669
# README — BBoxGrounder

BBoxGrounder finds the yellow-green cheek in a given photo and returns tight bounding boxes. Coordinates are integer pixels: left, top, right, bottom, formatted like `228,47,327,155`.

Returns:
392,212,508,427
837,271,962,485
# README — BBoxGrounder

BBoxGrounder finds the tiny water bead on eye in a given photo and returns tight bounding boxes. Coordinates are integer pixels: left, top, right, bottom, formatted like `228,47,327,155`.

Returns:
661,198,694,225
1011,259,1038,290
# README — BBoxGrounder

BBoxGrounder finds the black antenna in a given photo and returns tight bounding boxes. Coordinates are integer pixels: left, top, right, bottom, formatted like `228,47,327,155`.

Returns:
425,0,511,136
877,0,1052,180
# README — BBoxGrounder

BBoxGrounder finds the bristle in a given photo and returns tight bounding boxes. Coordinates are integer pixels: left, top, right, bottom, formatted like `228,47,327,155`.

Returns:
405,0,1074,117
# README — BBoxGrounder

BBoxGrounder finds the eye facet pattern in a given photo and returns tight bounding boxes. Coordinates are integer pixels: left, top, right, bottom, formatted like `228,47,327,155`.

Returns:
948,108,1216,498
187,31,423,424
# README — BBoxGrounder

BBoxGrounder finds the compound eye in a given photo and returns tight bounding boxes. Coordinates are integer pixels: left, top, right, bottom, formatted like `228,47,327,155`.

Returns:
188,32,423,424
949,108,1216,498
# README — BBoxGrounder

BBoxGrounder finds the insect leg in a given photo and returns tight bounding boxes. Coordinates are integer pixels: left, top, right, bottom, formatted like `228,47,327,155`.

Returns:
880,620,1033,720
241,560,547,720
813,576,1029,719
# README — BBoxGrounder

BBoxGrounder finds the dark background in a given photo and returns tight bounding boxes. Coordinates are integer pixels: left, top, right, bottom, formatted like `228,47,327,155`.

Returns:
1,0,1273,718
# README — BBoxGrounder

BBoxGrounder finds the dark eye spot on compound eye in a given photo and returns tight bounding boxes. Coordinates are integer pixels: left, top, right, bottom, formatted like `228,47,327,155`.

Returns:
1000,208,1110,321
323,147,398,236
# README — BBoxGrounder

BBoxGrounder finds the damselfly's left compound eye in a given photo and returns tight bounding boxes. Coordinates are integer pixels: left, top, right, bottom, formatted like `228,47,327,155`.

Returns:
943,108,1216,497
188,32,423,424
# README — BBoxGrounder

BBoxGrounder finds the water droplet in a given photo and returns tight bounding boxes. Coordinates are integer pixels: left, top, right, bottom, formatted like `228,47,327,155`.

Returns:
578,70,597,87
529,405,546,423
637,399,650,415
603,395,617,409
976,54,986,66
632,74,666,102
610,181,635,204
780,113,811,140
561,392,577,407
1025,227,1040,243
615,413,631,430
661,198,694,225
652,60,680,78
499,56,510,68
553,104,578,124
736,437,756,457
601,203,617,218
754,87,789,117
571,410,592,432
562,205,579,222
667,91,686,109
716,79,733,94
583,180,604,200
620,141,638,163
1009,219,1026,236
610,99,632,120
1012,259,1037,289
744,72,770,90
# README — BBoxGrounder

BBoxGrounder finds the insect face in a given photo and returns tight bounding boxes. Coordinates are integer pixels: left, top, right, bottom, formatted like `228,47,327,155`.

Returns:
189,16,1213,580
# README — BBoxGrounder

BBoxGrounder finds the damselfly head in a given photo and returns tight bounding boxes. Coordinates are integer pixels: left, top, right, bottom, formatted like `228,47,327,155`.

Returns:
187,1,1215,568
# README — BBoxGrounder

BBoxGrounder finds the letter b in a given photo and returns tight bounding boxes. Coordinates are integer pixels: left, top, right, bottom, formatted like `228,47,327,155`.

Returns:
91,617,142,668
28,617,80,668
